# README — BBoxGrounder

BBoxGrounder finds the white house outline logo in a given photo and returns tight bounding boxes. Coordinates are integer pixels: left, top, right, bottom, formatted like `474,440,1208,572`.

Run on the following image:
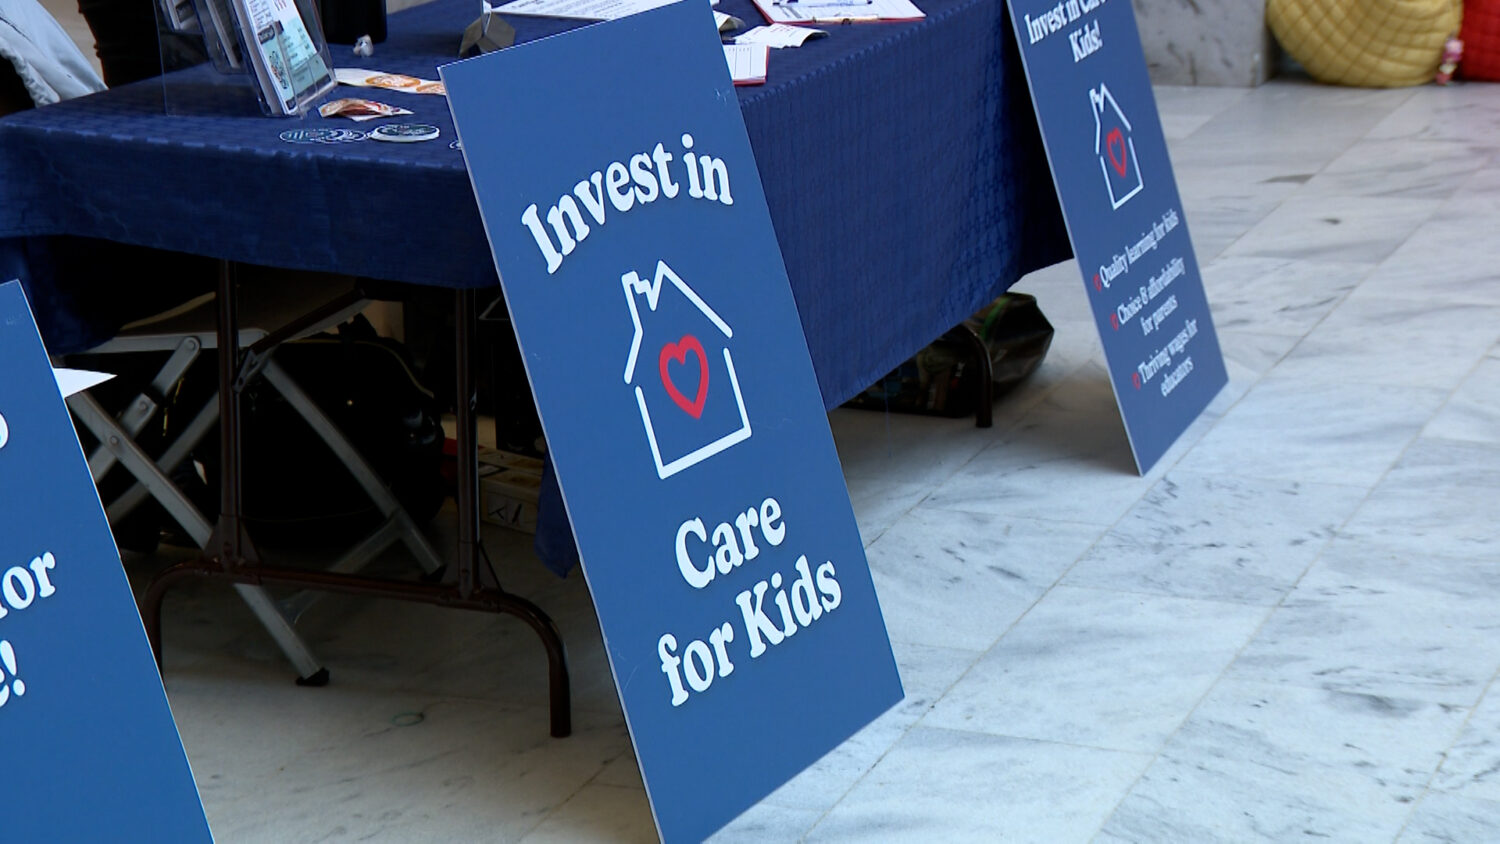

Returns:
622,260,752,479
1090,84,1143,210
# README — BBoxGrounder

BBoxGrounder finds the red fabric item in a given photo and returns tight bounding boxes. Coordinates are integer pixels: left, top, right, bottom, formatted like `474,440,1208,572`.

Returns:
1461,0,1500,80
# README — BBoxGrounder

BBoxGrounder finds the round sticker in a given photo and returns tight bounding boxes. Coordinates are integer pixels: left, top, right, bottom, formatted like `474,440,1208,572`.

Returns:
371,123,441,143
320,128,368,143
280,128,343,144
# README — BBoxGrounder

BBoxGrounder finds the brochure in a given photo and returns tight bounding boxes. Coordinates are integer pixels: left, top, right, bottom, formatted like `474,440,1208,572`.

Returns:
228,0,335,115
723,43,768,84
491,0,677,20
750,0,923,25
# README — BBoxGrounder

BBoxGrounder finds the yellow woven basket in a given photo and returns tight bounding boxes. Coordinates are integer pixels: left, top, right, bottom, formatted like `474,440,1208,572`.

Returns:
1267,0,1462,87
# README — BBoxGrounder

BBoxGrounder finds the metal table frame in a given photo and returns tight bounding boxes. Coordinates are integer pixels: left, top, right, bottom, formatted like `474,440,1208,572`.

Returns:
139,261,572,737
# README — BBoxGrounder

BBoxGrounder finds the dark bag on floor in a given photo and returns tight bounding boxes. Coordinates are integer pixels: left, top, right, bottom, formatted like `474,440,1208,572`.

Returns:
227,316,447,546
845,293,1054,418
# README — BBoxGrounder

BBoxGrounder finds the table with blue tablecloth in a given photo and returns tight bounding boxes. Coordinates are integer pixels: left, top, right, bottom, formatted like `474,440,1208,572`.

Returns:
0,0,1068,403
0,0,1068,712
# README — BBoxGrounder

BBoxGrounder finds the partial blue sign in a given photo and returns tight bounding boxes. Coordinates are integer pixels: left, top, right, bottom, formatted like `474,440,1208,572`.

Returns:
0,280,211,841
1008,0,1227,472
441,3,903,840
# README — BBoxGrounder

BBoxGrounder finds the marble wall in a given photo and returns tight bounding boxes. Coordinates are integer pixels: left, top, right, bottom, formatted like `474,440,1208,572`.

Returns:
1132,0,1274,86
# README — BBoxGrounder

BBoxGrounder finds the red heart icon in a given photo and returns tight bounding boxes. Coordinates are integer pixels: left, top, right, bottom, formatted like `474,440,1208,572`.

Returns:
660,335,709,419
1106,127,1128,177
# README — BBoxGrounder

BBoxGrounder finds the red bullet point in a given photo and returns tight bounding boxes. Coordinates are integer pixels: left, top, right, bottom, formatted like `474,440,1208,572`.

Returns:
1131,372,1141,389
1109,313,1119,330
1093,274,1101,291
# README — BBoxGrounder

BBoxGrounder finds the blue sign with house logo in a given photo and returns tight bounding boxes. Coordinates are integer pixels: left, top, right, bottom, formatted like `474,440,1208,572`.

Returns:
0,280,211,841
439,3,903,840
1007,0,1227,472
622,261,753,479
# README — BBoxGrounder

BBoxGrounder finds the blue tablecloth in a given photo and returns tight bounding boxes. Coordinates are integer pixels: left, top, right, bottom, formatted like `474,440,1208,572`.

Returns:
0,0,1067,405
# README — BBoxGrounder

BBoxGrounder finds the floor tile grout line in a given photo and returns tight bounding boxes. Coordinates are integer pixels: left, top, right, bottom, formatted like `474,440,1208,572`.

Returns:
1176,95,1436,267
1409,343,1500,445
1352,339,1500,844
1393,664,1500,842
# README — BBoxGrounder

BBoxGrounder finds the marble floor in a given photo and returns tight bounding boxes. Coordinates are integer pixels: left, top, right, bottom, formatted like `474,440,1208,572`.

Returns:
121,79,1500,842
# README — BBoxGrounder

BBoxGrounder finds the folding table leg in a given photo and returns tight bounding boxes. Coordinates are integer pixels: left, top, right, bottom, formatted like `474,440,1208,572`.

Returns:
454,289,572,737
69,392,214,545
83,335,203,482
137,274,569,734
69,392,328,683
102,395,219,524
232,584,326,684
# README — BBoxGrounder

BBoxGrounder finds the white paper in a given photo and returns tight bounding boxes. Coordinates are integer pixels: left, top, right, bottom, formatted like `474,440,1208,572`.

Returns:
735,23,825,47
753,0,923,24
723,44,768,85
492,0,676,20
53,368,114,398
713,10,745,31
335,68,446,94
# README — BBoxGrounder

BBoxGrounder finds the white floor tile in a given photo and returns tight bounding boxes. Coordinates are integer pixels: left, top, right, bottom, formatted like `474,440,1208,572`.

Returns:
519,784,656,844
1175,375,1446,486
1424,353,1500,445
1431,679,1500,803
1398,792,1500,843
1098,680,1464,843
1338,437,1500,560
1356,214,1500,305
760,641,981,811
1201,256,1367,338
1063,472,1366,605
924,587,1266,753
865,506,1102,650
843,475,932,547
709,802,826,843
1301,138,1493,200
828,408,1000,487
1271,293,1500,389
807,726,1151,843
1221,195,1442,265
924,366,1164,524
1365,84,1500,144
195,694,629,842
1152,85,1252,140
1227,539,1500,706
